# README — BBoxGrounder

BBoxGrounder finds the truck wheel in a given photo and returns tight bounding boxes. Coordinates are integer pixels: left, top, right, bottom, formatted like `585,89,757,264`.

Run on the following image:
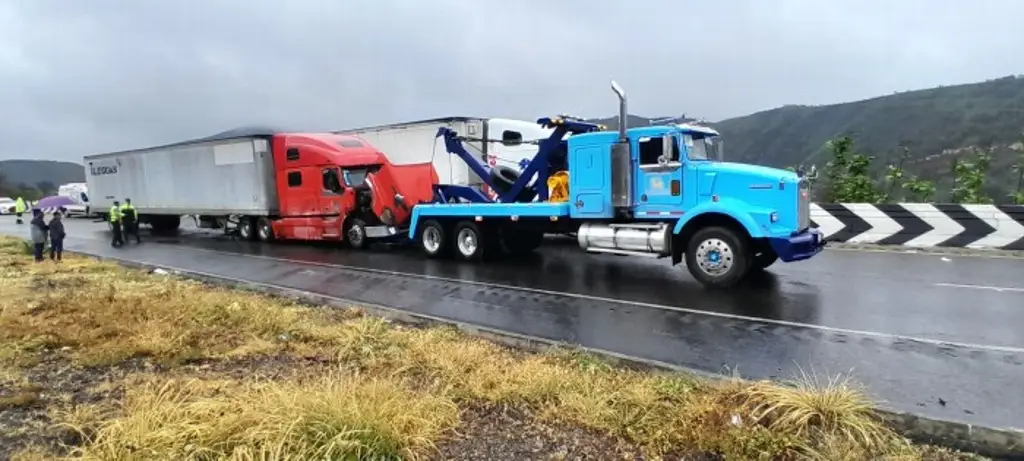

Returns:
346,218,368,250
419,219,449,258
256,217,275,242
684,226,749,288
453,221,486,261
238,217,256,241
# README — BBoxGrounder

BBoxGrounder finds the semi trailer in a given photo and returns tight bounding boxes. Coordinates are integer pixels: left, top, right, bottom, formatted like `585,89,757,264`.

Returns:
84,127,438,247
405,81,825,287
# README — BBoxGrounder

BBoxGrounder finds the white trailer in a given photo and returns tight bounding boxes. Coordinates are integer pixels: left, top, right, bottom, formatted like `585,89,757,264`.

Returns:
84,127,279,231
335,117,557,194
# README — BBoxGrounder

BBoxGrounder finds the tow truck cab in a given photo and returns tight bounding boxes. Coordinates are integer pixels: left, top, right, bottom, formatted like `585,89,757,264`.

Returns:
266,133,437,246
568,85,820,286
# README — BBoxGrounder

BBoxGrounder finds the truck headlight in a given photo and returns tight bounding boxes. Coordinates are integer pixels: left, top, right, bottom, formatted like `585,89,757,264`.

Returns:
380,208,395,225
770,212,779,223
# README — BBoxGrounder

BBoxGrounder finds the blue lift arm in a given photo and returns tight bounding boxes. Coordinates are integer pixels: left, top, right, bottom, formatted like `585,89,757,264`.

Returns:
434,117,605,204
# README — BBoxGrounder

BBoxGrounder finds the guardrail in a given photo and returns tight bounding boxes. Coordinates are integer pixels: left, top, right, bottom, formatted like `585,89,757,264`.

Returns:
811,203,1024,250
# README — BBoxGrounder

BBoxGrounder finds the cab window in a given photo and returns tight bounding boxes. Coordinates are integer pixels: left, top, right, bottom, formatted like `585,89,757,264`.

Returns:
638,136,679,166
322,168,343,193
342,168,370,187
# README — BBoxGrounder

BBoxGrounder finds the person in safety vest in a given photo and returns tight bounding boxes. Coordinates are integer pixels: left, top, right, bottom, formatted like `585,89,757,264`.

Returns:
14,197,26,224
120,198,140,244
109,200,124,248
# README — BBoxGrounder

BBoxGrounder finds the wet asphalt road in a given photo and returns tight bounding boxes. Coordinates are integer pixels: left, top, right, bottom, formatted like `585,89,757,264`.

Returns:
4,216,1024,430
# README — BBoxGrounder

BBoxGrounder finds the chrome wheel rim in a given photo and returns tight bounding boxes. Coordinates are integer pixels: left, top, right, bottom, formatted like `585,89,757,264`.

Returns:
423,226,442,253
695,238,733,276
456,228,478,256
348,225,365,246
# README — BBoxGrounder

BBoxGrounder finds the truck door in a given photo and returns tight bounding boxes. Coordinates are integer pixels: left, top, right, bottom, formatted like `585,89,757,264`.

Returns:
633,134,684,217
319,167,348,239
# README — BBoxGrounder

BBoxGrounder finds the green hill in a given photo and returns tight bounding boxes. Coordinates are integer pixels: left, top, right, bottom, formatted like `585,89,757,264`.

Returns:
0,160,85,199
588,75,1024,202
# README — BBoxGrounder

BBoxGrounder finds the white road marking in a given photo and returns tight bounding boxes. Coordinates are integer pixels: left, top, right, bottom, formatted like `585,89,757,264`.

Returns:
103,241,1024,355
934,283,1024,293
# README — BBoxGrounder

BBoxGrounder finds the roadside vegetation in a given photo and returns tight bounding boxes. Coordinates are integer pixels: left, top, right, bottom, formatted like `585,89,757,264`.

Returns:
0,236,984,460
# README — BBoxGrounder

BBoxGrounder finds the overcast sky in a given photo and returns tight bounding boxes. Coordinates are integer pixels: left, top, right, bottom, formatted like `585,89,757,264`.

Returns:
2,0,1023,163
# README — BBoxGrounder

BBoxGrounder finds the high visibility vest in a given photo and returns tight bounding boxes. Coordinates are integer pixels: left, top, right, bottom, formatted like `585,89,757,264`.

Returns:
109,206,122,222
14,198,25,213
120,204,136,221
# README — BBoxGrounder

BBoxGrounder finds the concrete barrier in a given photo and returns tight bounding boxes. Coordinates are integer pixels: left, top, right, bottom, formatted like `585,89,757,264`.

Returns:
812,203,1024,250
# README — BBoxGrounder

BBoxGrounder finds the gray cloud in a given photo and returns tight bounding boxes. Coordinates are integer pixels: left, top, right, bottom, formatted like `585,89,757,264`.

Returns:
1,0,1023,162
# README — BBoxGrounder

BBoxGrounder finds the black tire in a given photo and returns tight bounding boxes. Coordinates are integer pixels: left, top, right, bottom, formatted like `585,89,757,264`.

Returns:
500,229,544,254
419,219,449,258
256,217,275,242
489,166,535,203
452,221,486,261
237,217,256,241
151,215,181,233
345,218,368,250
684,226,750,288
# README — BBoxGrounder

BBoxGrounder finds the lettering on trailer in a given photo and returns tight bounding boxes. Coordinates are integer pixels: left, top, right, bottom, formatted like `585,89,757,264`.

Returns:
88,159,121,176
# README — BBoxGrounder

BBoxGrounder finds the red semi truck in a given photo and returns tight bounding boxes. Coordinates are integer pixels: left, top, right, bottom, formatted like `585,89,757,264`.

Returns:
84,127,438,247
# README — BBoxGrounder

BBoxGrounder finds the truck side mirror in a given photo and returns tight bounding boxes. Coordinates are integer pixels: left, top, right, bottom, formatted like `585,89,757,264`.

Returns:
662,136,675,161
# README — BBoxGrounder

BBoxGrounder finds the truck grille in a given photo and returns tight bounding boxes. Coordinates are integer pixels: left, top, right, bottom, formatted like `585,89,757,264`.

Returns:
797,178,811,231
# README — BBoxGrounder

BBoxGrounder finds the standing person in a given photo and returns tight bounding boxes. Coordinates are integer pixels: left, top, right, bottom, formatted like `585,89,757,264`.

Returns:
29,209,48,262
120,198,140,244
14,196,26,224
109,200,124,248
48,208,66,262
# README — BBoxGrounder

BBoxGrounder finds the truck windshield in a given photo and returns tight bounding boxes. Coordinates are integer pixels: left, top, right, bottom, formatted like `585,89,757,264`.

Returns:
343,168,370,187
684,134,721,161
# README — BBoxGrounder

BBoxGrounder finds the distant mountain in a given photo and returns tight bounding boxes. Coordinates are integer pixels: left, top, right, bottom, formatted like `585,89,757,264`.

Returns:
587,75,1024,201
0,160,85,197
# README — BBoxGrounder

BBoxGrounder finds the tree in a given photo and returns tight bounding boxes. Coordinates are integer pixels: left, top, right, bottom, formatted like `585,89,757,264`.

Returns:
883,146,912,201
903,177,937,202
950,150,992,204
34,181,57,196
1011,149,1024,204
821,136,885,203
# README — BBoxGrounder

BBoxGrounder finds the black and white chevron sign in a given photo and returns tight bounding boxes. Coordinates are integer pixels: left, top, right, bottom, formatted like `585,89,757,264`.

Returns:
810,203,1024,250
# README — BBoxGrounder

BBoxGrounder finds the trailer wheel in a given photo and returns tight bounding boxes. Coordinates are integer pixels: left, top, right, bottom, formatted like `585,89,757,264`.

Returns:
346,218,368,250
237,217,256,241
453,221,487,261
419,219,449,258
684,226,749,288
256,217,275,242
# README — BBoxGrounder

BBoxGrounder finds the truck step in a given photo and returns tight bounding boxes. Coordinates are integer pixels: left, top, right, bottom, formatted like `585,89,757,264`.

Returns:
607,222,668,230
584,247,666,258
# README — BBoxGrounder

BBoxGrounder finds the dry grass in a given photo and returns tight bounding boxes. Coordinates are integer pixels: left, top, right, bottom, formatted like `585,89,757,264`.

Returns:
0,236,980,460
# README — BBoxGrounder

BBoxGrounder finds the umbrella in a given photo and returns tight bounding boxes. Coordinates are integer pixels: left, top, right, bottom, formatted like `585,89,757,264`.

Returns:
34,195,76,213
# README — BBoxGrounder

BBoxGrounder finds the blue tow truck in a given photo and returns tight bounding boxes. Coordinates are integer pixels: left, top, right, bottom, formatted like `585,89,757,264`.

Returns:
406,81,824,288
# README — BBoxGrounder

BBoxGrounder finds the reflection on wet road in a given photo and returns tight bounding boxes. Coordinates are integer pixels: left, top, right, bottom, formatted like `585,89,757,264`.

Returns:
3,217,1023,429
145,221,1024,349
